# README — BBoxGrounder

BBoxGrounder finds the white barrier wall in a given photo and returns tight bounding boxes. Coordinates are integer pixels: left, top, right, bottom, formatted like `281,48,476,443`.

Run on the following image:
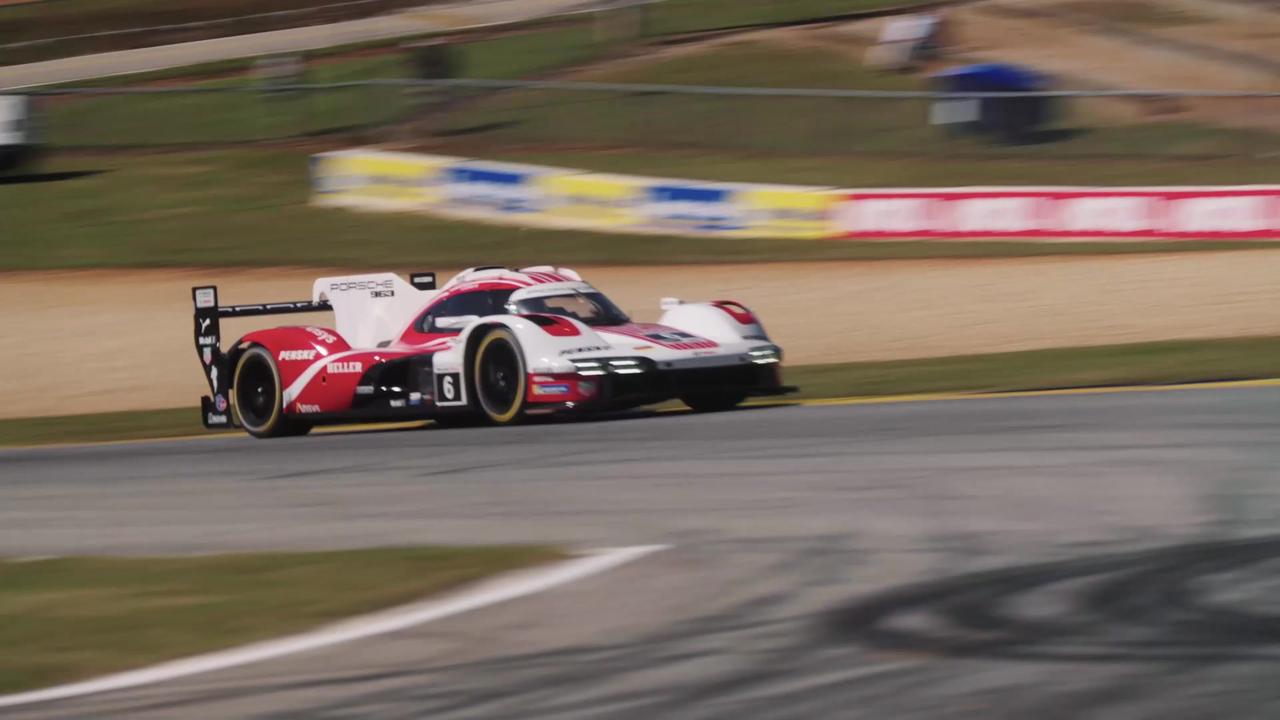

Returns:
310,149,1280,240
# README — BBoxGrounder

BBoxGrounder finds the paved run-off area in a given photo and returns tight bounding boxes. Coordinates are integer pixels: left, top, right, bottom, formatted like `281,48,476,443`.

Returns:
4,250,1280,419
1,387,1279,717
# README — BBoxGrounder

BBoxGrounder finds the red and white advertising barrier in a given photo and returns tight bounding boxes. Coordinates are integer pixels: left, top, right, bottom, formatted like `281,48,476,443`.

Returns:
833,187,1280,239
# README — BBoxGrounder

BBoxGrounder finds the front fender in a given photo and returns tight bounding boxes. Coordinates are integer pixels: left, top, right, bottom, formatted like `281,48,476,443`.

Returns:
429,315,611,408
436,315,607,375
659,301,772,345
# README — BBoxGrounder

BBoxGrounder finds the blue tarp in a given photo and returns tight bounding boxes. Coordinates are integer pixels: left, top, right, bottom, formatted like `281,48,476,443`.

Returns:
932,63,1046,92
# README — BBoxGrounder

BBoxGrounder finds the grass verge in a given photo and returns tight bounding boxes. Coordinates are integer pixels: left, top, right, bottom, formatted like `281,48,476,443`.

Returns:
0,545,563,694
4,337,1278,448
435,38,1280,163
0,408,221,447
783,336,1280,400
6,149,1279,271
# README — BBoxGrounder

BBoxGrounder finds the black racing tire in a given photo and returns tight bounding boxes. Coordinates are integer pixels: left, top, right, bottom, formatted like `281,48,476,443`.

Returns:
472,328,527,425
430,413,485,429
233,346,312,439
681,392,747,413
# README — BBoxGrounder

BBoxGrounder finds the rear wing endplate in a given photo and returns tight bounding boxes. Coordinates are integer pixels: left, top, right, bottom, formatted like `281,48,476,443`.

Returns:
191,285,332,429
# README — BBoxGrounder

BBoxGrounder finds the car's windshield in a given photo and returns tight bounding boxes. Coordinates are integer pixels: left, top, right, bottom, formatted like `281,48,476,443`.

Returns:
510,292,630,327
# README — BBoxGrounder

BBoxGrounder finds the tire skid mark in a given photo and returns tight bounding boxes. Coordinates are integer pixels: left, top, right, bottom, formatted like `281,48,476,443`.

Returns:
827,535,1280,663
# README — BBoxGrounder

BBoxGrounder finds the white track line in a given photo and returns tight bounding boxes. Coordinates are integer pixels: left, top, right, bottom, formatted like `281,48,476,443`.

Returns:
0,544,668,709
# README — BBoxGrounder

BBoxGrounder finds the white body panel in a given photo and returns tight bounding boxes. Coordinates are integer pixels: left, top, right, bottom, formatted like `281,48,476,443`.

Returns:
312,272,435,349
285,266,780,412
429,301,778,406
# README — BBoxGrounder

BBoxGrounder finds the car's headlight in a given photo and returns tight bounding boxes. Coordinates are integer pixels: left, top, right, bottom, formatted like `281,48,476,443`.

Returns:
748,345,782,364
571,359,606,376
606,359,645,375
571,358,649,375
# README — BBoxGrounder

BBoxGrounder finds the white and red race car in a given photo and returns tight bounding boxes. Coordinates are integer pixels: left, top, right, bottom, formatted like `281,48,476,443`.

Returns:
193,266,791,438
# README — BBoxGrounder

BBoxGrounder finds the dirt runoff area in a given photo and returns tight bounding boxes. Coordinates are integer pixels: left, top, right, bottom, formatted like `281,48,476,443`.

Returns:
4,252,1280,420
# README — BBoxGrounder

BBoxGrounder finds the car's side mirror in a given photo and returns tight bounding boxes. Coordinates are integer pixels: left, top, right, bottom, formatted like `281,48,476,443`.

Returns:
660,297,683,310
434,315,479,330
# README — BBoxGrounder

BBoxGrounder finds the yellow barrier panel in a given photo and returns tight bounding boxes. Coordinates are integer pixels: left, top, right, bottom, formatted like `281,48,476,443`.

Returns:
311,150,842,238
734,186,836,240
312,151,447,210
537,173,642,229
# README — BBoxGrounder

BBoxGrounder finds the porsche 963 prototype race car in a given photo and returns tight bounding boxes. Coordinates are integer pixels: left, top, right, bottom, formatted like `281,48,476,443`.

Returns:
192,266,791,437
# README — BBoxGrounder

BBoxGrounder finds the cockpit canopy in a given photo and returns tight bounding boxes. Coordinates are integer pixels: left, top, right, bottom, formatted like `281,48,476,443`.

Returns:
507,286,630,327
416,282,631,335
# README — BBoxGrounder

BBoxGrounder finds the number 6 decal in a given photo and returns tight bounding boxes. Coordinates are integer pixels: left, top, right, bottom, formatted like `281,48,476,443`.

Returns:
435,372,463,405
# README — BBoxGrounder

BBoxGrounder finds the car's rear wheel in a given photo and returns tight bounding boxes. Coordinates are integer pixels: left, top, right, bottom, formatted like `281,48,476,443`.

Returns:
681,392,747,413
233,346,311,439
472,329,527,425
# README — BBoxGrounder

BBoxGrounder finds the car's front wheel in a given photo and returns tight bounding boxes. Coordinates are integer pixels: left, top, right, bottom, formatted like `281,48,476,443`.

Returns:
472,328,527,425
233,345,312,439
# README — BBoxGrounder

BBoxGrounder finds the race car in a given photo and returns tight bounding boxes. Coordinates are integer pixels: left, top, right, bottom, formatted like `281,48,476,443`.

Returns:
192,266,791,438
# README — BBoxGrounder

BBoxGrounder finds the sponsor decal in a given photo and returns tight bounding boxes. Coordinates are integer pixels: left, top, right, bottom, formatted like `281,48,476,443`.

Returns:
355,385,375,395
279,349,318,361
532,383,571,396
736,187,834,239
313,151,1280,242
632,345,654,351
390,399,407,408
202,347,213,366
442,165,543,214
194,288,216,309
835,188,1280,239
199,317,212,332
214,394,228,412
409,391,423,406
577,381,598,397
559,345,611,356
197,335,217,347
538,174,640,227
210,366,219,393
309,152,444,207
294,402,321,413
328,279,395,298
206,412,229,425
305,327,339,344
644,184,744,233
328,361,363,374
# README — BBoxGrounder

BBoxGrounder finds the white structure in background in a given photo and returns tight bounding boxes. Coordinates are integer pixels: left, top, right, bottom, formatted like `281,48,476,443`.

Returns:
0,95,38,174
865,12,946,72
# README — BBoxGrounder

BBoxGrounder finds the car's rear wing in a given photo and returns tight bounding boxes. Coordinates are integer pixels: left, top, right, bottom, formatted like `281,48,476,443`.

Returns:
191,285,332,429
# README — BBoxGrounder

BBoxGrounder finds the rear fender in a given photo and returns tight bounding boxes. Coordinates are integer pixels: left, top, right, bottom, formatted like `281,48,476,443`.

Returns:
230,326,351,408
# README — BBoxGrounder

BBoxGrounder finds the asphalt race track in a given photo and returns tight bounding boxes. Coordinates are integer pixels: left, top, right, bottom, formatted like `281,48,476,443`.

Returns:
3,386,1280,718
